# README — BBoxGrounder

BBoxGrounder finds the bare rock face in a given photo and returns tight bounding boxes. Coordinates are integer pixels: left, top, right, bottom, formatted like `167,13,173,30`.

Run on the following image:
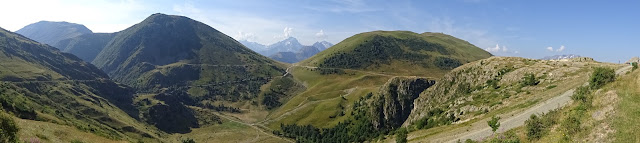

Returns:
369,77,435,130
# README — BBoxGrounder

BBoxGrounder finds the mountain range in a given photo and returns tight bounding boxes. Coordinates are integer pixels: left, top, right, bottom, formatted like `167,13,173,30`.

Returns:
15,21,92,48
5,15,491,141
0,27,159,141
240,38,333,63
540,54,582,60
17,21,115,62
2,12,628,143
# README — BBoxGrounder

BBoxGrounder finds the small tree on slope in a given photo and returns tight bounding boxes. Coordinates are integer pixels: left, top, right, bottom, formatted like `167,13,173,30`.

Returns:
487,116,501,133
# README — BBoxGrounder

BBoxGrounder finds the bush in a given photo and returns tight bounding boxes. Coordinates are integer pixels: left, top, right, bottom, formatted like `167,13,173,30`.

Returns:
396,128,408,143
486,131,520,143
562,115,581,135
520,73,539,87
633,62,638,71
486,79,500,89
571,86,591,103
435,57,462,70
589,67,615,89
525,114,545,140
0,113,19,143
182,138,196,143
487,116,501,132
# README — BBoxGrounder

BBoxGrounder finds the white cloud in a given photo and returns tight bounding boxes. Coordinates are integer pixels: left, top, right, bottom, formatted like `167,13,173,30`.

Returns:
315,30,328,40
236,31,256,41
547,47,554,51
546,45,566,52
557,45,565,52
485,44,509,53
514,51,520,54
284,27,293,38
485,44,500,52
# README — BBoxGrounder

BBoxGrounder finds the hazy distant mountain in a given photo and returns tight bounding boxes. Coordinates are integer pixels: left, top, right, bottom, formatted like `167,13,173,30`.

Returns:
240,38,333,62
54,33,115,62
264,37,304,56
239,40,267,53
269,52,299,63
312,41,334,51
16,21,92,48
269,45,321,63
540,54,581,60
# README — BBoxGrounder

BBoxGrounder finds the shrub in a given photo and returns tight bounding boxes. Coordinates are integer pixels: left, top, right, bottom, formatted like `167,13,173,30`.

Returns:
486,79,500,89
396,128,408,143
525,114,545,140
562,115,581,135
571,86,591,103
486,131,520,143
464,139,478,143
487,116,501,133
457,82,472,94
589,67,615,89
182,138,196,143
520,73,539,87
0,113,19,143
435,57,462,70
633,62,638,71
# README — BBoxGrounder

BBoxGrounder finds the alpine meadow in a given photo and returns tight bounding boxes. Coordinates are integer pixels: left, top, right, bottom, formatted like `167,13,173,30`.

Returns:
0,0,639,143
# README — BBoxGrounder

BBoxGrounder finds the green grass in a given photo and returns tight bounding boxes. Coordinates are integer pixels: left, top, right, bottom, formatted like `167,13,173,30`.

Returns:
299,31,491,77
169,120,287,143
266,66,390,129
394,58,611,143
612,69,640,142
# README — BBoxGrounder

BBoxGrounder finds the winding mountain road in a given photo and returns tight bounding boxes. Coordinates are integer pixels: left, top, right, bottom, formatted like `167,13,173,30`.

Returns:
435,65,632,142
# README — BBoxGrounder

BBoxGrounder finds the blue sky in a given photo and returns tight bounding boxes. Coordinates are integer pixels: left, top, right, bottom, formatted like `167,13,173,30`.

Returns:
0,0,638,62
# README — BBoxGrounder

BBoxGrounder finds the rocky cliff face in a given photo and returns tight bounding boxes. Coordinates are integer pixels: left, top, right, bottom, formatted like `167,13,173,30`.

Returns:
369,77,435,130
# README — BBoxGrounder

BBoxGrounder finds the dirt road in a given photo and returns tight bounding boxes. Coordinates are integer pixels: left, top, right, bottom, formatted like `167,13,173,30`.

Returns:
435,65,632,142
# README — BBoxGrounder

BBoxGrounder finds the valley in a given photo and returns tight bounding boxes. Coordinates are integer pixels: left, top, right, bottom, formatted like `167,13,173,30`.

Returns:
0,4,637,143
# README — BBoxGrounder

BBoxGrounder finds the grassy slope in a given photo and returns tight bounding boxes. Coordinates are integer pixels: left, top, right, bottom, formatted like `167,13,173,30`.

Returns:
265,31,491,130
265,67,390,129
92,13,286,91
299,31,491,77
55,33,114,62
0,27,162,142
385,57,620,142
612,69,640,142
14,115,127,143
474,66,635,143
169,119,287,143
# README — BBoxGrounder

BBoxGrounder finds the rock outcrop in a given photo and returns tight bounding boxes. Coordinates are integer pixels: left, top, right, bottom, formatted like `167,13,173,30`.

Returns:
369,76,435,130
